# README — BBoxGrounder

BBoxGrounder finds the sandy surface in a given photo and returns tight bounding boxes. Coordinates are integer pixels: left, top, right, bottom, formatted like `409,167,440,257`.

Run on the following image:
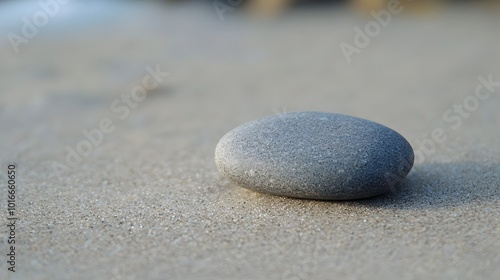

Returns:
0,2,499,280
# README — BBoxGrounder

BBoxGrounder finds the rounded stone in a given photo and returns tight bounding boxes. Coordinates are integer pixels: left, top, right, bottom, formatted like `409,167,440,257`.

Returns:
215,111,414,200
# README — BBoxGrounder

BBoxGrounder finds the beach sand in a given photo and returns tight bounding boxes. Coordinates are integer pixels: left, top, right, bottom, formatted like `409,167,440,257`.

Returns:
0,3,499,279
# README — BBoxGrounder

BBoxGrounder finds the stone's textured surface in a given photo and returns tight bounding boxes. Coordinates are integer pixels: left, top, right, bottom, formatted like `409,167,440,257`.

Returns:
215,111,414,200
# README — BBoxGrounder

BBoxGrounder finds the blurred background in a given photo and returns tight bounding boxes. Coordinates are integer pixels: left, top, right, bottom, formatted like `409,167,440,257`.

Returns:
1,0,499,165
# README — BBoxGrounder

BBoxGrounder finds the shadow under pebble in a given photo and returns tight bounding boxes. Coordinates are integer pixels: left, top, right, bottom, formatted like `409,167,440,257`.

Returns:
349,162,500,209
